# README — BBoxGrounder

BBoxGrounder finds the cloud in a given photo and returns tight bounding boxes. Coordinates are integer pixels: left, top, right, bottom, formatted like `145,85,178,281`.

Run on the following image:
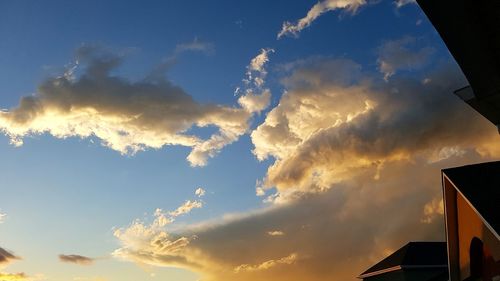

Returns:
58,254,94,265
0,272,28,281
421,197,444,224
267,230,285,236
377,36,435,81
195,188,206,198
0,248,30,281
112,208,201,271
394,0,416,8
233,253,298,273
236,48,274,114
277,0,367,39
0,45,269,167
0,247,20,265
169,200,203,217
0,213,5,224
174,38,215,56
112,56,500,281
251,56,500,202
113,192,208,270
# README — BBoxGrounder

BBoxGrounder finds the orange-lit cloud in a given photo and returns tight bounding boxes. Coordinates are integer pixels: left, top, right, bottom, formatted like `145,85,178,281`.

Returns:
0,45,271,167
112,53,499,281
0,272,28,281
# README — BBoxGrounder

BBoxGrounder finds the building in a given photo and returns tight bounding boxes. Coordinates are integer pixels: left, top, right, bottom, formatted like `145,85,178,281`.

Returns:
416,0,500,133
358,242,448,281
442,162,500,281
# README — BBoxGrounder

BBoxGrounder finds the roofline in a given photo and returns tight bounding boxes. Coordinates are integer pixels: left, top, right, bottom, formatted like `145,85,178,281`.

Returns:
357,265,448,279
442,173,500,240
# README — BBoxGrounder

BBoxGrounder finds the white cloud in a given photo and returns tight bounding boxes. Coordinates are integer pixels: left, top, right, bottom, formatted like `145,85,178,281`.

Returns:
195,187,206,198
169,200,203,217
235,48,274,114
277,0,367,39
0,213,5,224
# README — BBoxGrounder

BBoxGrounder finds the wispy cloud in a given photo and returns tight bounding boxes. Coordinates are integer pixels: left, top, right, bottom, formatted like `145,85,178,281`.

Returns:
58,254,94,265
236,48,274,114
377,36,435,81
174,38,215,56
394,0,416,8
233,253,298,273
169,200,203,217
0,247,20,265
277,0,367,39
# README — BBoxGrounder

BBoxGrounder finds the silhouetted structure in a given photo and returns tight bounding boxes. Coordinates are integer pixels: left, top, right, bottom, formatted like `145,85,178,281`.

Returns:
442,162,500,281
358,242,448,281
417,0,500,132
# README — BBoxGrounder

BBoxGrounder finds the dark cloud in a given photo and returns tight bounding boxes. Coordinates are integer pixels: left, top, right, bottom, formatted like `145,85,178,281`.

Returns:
58,254,94,265
377,36,435,80
0,247,20,265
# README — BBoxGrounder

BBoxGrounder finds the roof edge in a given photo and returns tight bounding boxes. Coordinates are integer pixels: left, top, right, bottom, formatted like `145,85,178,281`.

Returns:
358,264,447,279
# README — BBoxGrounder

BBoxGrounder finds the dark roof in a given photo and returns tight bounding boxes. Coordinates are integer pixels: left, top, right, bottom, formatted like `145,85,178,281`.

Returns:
359,242,447,278
442,161,500,238
416,0,500,128
427,270,449,281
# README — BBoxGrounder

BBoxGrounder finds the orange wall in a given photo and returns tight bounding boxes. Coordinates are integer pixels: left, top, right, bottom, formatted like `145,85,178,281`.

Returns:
456,193,500,280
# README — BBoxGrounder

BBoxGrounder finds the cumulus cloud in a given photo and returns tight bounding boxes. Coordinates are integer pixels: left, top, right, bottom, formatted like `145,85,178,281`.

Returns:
277,0,367,39
195,187,206,198
251,56,500,202
377,36,435,81
112,56,499,281
0,45,270,167
58,254,94,265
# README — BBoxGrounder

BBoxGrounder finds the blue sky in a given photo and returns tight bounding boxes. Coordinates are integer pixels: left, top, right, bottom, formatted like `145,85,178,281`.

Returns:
0,1,498,281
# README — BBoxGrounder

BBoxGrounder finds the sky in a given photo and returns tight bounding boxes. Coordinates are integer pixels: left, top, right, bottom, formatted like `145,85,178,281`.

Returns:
0,0,499,281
